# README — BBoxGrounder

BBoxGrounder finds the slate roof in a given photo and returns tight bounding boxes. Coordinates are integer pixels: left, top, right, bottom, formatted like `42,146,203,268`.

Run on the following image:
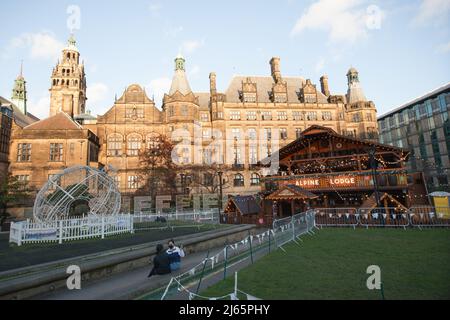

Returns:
266,184,318,201
169,69,192,95
224,76,329,104
0,96,39,127
24,112,83,130
225,195,261,215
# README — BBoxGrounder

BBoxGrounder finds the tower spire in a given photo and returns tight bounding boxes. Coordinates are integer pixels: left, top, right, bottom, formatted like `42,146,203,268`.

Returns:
11,61,27,114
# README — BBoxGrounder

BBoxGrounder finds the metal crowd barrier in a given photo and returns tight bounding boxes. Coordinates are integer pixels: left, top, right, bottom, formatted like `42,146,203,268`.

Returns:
313,206,450,229
314,208,359,229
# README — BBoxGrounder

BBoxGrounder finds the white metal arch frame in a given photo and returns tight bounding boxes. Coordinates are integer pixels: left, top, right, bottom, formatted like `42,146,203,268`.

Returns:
33,165,121,223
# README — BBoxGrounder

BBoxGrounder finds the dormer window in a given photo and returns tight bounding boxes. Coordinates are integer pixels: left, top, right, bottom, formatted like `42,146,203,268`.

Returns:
242,92,256,103
274,93,287,103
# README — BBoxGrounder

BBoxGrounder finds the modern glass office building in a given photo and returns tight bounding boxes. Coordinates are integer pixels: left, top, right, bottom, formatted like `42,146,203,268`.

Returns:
378,83,450,192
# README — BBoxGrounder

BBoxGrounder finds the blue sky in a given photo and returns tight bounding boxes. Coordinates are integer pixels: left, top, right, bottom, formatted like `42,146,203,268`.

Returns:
0,0,449,119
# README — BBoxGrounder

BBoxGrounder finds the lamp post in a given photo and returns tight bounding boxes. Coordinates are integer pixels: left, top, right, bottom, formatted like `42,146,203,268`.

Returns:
368,146,381,207
180,173,186,194
217,171,223,216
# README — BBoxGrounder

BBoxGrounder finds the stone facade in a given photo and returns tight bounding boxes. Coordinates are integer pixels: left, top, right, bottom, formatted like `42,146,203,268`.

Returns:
7,36,379,212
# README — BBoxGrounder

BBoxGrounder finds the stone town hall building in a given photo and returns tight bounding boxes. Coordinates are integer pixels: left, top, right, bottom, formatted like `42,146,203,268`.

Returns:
2,36,378,214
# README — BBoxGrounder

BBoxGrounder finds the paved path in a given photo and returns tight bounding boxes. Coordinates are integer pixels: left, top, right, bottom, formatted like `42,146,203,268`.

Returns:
33,245,227,300
33,237,275,300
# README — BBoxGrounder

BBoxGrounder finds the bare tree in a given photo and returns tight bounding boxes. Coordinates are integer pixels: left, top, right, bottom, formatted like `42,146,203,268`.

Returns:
138,133,179,207
181,164,232,195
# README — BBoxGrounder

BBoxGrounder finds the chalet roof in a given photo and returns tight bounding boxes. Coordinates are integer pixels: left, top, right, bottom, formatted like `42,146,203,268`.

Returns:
275,125,408,162
24,112,83,130
266,184,318,201
224,195,261,215
224,76,329,104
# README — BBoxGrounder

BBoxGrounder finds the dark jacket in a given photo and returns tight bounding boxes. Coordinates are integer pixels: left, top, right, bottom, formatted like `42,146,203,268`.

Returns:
152,252,171,275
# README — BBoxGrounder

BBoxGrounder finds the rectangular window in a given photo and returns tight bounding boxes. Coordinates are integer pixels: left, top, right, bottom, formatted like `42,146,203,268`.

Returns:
231,128,241,140
168,106,174,117
127,176,139,189
280,128,288,140
230,111,241,120
292,111,303,121
352,113,361,123
274,94,287,103
366,113,373,122
49,143,63,162
246,111,257,120
277,111,288,121
263,128,272,140
249,145,258,165
17,143,31,162
181,106,188,117
113,176,121,188
306,112,317,121
200,113,209,122
108,136,122,156
247,128,257,140
243,93,256,103
261,111,272,121
15,175,29,191
295,128,303,139
322,111,332,121
202,129,211,139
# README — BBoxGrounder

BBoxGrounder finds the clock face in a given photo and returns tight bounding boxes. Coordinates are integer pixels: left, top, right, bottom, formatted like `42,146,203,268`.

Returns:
336,143,343,149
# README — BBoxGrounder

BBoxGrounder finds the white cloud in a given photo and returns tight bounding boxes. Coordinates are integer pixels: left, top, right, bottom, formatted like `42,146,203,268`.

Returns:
290,0,385,44
436,41,450,53
86,83,109,115
146,77,172,107
180,39,205,54
4,32,64,61
164,25,184,38
27,92,50,120
412,0,450,26
149,2,162,16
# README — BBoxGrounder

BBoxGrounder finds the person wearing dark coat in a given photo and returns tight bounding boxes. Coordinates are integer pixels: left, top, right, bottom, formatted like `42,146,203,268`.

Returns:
148,244,171,278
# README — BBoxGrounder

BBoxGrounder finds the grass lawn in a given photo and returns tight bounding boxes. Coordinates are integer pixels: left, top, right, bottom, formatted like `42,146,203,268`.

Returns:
201,228,450,300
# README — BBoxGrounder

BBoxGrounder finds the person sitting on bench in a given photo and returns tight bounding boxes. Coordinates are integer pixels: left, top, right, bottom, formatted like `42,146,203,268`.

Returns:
166,239,185,271
148,244,171,278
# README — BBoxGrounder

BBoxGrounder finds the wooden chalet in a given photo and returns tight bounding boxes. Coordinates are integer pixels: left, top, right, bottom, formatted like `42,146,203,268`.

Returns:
259,125,429,218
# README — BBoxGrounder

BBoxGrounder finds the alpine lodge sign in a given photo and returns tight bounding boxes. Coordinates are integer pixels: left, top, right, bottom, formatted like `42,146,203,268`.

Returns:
284,175,359,189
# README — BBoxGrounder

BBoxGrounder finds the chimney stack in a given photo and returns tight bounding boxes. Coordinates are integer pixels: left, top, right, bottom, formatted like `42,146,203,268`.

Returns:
270,57,282,84
320,75,330,97
209,72,217,96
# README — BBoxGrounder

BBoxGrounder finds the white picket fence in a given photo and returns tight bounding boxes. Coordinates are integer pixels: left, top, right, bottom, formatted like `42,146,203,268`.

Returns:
9,214,134,246
133,210,219,224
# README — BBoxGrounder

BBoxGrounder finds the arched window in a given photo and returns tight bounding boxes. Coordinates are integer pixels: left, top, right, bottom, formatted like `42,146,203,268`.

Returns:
107,134,123,156
250,173,260,186
61,79,65,86
127,134,142,156
234,173,244,187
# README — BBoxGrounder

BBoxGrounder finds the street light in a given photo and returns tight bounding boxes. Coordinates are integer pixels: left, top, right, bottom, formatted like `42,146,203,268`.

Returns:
180,173,186,194
217,171,223,217
368,146,381,207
